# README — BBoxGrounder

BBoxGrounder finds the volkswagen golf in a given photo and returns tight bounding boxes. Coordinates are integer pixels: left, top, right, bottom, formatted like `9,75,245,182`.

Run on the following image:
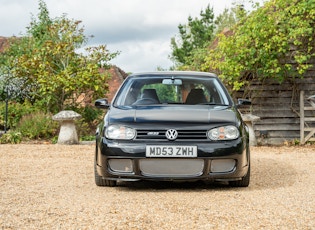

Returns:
94,71,250,187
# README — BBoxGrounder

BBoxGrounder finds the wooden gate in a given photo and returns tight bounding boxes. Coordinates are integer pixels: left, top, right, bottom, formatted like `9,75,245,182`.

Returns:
300,90,315,144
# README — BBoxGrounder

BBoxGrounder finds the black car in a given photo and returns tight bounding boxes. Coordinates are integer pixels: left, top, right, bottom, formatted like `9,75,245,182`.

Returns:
95,71,250,187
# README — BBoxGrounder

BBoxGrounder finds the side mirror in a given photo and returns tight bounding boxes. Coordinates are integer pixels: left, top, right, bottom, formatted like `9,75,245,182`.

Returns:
237,99,251,107
95,98,110,109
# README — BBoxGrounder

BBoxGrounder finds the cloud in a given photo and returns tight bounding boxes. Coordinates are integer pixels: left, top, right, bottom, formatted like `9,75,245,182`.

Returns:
0,0,260,72
108,39,172,73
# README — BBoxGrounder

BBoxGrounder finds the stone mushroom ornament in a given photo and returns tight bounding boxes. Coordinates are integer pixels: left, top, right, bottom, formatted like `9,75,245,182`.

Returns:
241,113,260,146
52,110,82,144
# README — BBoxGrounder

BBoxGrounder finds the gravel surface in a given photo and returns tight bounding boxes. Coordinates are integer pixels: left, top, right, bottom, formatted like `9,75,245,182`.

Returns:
1,144,314,229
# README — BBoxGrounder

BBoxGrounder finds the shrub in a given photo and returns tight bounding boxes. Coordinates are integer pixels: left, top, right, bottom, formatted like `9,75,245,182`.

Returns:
0,101,102,141
0,101,37,130
0,131,22,144
16,112,58,140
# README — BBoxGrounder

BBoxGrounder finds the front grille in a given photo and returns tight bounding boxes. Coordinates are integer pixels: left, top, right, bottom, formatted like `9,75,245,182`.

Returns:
139,159,204,177
136,129,208,140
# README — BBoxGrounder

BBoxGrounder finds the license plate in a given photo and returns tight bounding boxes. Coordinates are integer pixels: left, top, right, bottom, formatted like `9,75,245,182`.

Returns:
146,145,197,158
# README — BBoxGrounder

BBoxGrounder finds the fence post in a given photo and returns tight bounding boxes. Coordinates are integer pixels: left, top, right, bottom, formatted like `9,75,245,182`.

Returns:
300,90,305,144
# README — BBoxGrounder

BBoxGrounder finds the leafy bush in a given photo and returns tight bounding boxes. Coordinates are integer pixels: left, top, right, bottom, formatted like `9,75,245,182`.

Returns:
0,131,22,144
16,112,58,140
0,101,37,129
0,100,102,142
80,135,95,141
203,0,315,90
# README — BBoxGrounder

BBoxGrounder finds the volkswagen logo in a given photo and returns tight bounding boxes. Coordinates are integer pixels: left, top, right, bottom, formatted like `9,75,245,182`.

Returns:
165,129,178,141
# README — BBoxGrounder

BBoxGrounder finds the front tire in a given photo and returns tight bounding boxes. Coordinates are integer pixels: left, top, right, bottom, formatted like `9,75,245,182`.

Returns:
229,164,250,187
94,161,117,187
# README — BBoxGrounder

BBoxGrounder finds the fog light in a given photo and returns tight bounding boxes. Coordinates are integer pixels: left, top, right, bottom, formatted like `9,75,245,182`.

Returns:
211,159,236,173
108,159,133,173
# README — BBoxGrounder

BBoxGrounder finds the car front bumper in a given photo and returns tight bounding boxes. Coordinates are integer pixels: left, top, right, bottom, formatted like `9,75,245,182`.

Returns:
96,137,249,182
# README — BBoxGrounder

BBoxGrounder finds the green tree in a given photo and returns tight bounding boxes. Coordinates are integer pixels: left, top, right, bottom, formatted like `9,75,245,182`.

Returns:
0,0,118,112
203,0,315,90
0,37,31,102
170,4,215,68
214,5,247,34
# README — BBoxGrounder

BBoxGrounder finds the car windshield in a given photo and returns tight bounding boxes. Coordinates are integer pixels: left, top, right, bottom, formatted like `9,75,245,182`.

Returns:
113,74,231,107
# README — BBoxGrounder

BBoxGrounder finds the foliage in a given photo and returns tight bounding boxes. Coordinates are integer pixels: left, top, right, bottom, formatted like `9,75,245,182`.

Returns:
76,118,95,138
0,131,22,144
0,0,118,113
0,68,30,102
170,4,248,72
214,5,247,35
16,111,58,140
202,0,315,90
0,100,102,142
0,101,37,129
75,105,103,123
79,135,95,141
67,105,103,137
0,101,58,142
170,4,215,68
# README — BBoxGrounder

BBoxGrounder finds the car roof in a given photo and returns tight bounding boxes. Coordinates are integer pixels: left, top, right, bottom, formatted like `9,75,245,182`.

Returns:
129,71,218,78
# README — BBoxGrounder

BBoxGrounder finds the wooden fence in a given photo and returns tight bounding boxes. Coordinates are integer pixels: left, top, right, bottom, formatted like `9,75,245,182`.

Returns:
233,76,315,145
300,90,315,144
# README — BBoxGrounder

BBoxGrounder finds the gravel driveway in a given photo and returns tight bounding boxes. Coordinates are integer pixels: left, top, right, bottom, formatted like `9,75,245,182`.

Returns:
1,144,314,229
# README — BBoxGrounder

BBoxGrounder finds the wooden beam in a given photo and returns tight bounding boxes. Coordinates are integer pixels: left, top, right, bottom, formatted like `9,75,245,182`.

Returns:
304,130,315,143
300,91,305,144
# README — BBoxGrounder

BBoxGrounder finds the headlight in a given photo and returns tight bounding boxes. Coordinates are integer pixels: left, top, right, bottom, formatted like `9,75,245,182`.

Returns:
105,125,136,140
208,126,239,140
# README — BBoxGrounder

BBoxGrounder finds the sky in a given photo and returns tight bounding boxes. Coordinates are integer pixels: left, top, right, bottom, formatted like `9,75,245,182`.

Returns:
0,0,259,73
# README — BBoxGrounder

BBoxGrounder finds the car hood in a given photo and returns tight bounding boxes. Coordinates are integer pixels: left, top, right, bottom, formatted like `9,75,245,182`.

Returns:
108,105,237,124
